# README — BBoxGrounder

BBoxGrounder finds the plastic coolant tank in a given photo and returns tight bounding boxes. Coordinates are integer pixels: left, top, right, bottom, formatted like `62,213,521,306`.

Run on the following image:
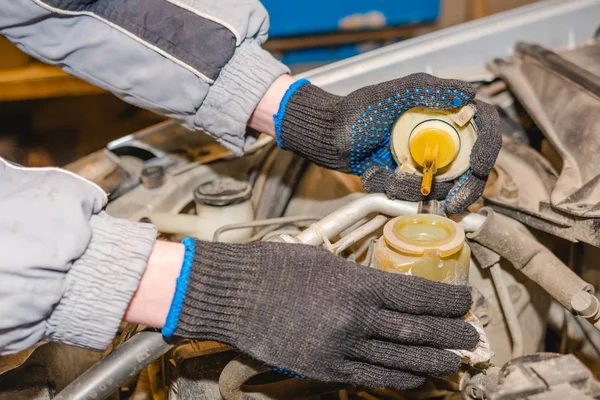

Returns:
371,214,470,285
390,106,477,186
143,178,254,243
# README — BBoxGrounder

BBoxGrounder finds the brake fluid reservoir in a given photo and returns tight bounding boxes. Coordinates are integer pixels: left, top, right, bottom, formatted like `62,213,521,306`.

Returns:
372,214,470,285
193,178,254,241
391,106,477,196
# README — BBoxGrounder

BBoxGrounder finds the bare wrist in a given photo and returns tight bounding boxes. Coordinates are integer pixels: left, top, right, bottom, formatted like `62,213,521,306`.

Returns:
248,74,297,136
124,240,184,328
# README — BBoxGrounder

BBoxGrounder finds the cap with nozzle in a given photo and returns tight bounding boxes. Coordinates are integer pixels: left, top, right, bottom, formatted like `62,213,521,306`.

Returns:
389,106,477,192
408,120,459,196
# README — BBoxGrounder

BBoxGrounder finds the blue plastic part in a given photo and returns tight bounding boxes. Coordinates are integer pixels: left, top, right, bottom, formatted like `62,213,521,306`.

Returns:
274,79,311,148
278,43,376,66
162,237,196,338
263,1,440,38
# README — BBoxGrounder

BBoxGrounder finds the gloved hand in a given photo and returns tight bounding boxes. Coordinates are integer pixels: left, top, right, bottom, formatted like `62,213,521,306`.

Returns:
275,73,502,214
162,240,479,390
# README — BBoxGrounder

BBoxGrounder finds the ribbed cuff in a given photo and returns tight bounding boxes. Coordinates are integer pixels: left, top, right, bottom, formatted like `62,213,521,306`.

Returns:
171,241,258,344
162,237,195,338
278,84,347,171
274,78,310,147
44,211,157,350
195,40,290,155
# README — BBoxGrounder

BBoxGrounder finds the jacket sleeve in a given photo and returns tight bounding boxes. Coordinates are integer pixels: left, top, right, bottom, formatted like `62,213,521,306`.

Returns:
0,159,157,354
0,0,289,154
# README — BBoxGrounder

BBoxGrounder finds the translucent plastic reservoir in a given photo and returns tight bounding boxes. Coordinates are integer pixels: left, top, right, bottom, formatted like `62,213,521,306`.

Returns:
372,214,470,285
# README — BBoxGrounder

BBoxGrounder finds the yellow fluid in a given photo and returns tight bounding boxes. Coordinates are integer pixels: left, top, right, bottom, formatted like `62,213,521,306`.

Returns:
372,215,470,285
373,240,471,284
409,128,457,196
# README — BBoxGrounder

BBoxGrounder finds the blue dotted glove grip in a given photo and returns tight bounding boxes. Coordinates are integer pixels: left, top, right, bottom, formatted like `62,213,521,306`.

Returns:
349,89,469,176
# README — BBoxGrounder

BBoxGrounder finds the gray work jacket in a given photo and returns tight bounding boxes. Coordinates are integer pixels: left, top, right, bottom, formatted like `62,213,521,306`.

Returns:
0,0,288,354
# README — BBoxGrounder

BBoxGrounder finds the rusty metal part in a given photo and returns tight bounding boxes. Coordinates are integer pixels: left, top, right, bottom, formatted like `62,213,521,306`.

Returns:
490,41,600,218
469,241,501,270
489,264,524,358
187,142,233,164
571,291,600,331
283,164,365,224
483,353,600,400
1,343,105,395
462,367,501,400
467,208,598,325
547,300,600,371
572,291,600,320
480,138,600,246
113,324,140,349
463,354,600,399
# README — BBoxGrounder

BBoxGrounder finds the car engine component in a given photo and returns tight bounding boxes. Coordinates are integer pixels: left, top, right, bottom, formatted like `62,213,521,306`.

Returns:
464,354,600,400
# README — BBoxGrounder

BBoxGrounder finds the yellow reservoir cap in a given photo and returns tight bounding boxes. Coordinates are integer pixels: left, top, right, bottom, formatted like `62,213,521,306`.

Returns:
409,128,457,195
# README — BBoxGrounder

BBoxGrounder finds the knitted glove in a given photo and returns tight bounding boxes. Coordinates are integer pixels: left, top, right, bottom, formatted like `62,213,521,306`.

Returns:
163,239,479,390
275,74,502,213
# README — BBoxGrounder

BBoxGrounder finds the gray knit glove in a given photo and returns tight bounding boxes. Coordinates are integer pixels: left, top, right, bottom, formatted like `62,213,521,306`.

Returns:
163,240,478,390
275,74,502,214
